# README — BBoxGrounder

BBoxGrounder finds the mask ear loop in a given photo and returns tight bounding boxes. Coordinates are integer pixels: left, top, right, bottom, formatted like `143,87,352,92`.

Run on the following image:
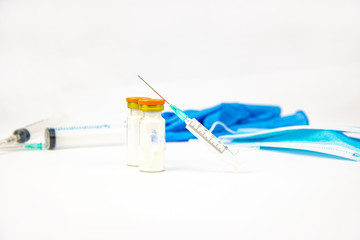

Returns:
208,121,237,134
344,132,360,139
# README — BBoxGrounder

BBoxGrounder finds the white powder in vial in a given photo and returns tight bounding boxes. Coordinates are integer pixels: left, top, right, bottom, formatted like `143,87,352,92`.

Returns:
139,111,165,172
126,108,143,166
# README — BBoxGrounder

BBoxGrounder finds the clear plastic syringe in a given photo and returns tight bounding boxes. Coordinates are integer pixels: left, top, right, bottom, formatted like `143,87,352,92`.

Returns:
0,114,63,146
137,75,241,171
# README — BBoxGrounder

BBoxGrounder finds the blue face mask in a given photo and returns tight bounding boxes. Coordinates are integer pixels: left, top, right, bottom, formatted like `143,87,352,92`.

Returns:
219,126,360,161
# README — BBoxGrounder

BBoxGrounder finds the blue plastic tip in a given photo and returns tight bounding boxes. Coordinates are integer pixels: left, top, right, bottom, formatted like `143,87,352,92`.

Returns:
170,104,188,122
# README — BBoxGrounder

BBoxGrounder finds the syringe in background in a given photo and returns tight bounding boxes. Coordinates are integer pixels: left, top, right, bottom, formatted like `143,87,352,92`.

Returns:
0,114,63,146
0,124,126,152
137,75,241,171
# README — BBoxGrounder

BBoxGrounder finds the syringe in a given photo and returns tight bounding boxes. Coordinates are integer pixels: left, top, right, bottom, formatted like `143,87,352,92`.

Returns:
137,75,241,171
0,114,63,146
0,124,126,153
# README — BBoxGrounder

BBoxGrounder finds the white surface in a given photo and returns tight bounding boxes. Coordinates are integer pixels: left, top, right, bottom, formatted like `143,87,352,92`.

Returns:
1,144,360,240
1,0,360,239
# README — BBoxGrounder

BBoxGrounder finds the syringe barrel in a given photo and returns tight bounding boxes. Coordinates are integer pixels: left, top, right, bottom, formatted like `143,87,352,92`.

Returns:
185,118,241,171
44,125,126,150
185,118,227,154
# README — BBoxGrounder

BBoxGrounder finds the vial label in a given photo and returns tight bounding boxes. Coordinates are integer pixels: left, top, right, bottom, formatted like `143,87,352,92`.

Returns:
139,119,165,172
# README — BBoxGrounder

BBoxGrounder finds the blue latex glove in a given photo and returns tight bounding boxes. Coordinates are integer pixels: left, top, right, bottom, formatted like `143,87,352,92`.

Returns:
162,103,309,142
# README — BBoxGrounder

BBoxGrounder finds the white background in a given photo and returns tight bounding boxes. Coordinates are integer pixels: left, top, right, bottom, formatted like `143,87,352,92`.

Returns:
1,0,360,239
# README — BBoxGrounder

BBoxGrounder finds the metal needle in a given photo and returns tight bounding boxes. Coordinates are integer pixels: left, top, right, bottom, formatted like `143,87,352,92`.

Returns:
137,75,169,104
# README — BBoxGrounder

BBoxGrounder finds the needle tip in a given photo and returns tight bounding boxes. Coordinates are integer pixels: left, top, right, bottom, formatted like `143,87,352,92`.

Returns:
136,75,169,103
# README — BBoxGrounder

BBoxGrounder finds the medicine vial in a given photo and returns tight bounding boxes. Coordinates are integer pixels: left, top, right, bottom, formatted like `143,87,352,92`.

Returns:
138,99,166,172
126,97,150,166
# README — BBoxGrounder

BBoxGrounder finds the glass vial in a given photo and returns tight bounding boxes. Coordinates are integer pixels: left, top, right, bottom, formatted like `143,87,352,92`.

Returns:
138,99,166,172
126,97,150,167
